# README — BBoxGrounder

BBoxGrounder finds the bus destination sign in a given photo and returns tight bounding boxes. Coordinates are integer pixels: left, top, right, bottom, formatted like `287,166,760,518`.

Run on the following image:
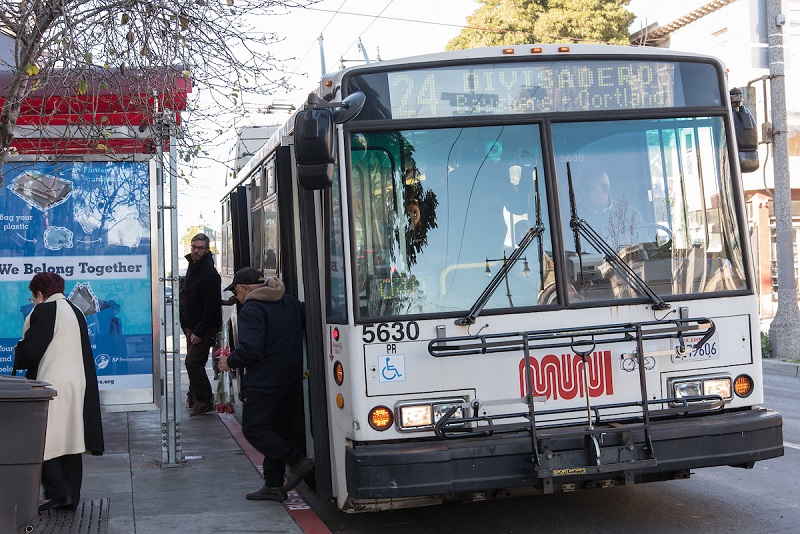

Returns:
348,60,720,120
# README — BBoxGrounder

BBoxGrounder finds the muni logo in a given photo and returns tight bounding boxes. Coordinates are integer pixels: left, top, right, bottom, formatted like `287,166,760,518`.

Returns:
518,351,614,399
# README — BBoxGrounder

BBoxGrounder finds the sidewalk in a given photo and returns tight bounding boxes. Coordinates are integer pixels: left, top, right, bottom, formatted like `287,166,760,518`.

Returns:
37,320,332,534
77,405,306,534
762,358,800,377
65,325,323,534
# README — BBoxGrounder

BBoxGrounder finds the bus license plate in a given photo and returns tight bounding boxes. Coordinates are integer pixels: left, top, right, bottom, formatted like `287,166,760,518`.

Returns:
672,334,720,363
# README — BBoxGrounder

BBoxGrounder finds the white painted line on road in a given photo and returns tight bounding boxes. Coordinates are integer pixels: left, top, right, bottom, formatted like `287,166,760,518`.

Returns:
784,441,800,450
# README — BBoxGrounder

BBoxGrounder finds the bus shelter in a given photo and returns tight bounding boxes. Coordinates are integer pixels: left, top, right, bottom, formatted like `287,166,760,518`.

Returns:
0,67,189,466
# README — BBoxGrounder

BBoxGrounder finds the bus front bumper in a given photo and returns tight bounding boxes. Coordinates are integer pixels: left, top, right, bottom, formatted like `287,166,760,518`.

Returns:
344,408,783,498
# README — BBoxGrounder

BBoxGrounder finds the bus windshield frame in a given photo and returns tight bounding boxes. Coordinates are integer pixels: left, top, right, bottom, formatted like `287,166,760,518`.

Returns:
346,58,724,120
342,56,750,323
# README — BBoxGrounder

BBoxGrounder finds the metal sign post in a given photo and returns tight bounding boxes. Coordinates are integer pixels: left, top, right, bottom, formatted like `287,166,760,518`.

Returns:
156,117,183,467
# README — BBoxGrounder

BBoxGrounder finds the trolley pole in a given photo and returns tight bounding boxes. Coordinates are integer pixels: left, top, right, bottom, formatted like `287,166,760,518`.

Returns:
766,0,800,358
318,34,326,77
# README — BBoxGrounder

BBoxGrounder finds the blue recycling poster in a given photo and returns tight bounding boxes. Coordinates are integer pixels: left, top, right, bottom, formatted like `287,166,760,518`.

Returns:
0,161,153,392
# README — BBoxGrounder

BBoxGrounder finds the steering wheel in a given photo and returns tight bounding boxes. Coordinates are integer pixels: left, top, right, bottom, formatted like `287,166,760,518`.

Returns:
635,223,672,244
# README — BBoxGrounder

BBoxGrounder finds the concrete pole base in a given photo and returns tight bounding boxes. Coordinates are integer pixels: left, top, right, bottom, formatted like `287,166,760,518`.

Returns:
768,302,800,360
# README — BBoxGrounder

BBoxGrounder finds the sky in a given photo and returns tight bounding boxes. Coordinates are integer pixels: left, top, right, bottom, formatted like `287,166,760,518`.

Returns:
627,0,708,33
178,0,478,231
177,0,708,235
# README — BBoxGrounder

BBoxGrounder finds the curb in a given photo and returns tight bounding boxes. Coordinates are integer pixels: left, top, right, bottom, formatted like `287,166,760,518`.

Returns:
217,413,332,534
762,359,800,377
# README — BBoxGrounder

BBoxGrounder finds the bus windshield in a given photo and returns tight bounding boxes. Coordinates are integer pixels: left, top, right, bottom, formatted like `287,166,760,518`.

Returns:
553,116,746,302
351,115,746,319
351,125,549,318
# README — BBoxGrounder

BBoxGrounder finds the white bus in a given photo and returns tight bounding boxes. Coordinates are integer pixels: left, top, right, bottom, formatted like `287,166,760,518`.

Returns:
220,44,783,512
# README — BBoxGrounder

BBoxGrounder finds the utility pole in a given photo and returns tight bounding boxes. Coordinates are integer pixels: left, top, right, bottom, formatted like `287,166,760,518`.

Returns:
767,0,800,357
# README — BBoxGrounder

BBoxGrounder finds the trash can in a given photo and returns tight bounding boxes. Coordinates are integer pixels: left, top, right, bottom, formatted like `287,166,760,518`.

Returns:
0,375,56,534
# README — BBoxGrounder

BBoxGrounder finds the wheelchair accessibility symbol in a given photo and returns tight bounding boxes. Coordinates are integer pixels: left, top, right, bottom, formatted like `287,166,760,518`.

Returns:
378,354,406,383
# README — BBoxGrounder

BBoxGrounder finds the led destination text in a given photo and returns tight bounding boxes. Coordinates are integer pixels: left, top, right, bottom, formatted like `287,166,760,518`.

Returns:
389,63,675,118
351,59,720,120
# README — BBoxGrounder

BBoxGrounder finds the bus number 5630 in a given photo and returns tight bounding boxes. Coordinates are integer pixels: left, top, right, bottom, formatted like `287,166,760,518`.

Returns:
362,322,420,343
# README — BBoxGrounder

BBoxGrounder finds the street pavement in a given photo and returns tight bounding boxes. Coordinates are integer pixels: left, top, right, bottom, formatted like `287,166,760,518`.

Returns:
762,357,800,377
77,395,309,533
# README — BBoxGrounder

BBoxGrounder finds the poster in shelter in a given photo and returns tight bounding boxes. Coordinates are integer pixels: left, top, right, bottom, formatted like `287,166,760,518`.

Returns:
0,161,153,391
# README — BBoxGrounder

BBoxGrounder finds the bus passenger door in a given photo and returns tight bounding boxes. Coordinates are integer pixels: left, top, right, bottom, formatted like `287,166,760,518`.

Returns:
281,144,334,501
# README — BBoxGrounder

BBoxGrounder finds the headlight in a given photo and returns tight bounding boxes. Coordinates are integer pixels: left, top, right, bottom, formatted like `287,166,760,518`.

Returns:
400,405,432,428
674,381,703,398
703,378,732,399
433,403,464,423
670,375,732,405
396,398,465,431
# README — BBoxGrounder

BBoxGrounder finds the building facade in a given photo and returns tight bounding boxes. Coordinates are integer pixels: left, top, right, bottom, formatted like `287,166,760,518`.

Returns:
633,0,800,316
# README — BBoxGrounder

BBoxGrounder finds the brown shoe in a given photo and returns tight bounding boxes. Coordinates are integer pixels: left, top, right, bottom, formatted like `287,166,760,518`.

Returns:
186,392,195,410
282,457,315,493
189,401,212,416
246,485,286,502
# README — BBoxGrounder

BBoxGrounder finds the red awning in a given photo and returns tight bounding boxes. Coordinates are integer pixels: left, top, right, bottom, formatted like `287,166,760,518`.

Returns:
1,67,191,155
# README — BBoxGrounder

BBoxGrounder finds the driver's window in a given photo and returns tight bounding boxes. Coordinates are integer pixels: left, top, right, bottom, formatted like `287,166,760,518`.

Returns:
552,117,745,304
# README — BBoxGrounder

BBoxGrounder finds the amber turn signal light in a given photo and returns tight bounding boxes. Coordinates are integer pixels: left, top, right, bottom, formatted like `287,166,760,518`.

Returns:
333,360,344,386
734,374,753,397
368,406,393,431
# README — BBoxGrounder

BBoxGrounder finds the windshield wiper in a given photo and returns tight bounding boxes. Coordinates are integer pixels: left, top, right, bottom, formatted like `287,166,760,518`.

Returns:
456,168,545,326
566,163,669,311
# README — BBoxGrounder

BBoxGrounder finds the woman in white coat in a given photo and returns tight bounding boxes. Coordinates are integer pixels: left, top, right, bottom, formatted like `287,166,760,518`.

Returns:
14,272,104,512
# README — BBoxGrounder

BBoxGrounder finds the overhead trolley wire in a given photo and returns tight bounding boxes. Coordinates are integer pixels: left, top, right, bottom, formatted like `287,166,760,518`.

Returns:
307,6,469,31
285,2,622,82
288,0,349,78
301,6,623,45
335,0,395,63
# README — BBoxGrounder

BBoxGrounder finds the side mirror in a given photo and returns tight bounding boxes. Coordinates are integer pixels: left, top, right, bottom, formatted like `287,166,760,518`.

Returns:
294,91,366,190
332,92,366,124
295,108,335,190
731,88,759,173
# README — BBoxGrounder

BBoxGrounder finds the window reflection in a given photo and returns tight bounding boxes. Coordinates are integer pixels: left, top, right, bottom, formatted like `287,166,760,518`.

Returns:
263,199,278,273
351,125,550,319
553,117,746,303
328,168,347,321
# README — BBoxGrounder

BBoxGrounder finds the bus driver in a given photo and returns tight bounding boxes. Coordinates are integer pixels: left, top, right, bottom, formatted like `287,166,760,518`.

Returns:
575,168,645,251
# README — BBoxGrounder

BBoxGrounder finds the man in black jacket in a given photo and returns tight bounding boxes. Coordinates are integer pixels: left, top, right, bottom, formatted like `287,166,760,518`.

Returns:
180,233,221,416
217,268,313,502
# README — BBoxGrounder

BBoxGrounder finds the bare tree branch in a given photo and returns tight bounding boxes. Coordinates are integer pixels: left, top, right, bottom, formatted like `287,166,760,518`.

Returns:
1,0,315,184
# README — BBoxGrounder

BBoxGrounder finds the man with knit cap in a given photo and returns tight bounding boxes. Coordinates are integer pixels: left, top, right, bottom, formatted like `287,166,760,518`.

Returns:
217,267,313,502
180,233,221,416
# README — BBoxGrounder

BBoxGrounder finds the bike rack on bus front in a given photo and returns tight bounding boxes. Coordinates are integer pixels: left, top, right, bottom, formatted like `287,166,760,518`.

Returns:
428,317,717,491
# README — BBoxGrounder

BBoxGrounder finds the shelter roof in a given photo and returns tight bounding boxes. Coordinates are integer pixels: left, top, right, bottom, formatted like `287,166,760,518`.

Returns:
0,66,191,155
